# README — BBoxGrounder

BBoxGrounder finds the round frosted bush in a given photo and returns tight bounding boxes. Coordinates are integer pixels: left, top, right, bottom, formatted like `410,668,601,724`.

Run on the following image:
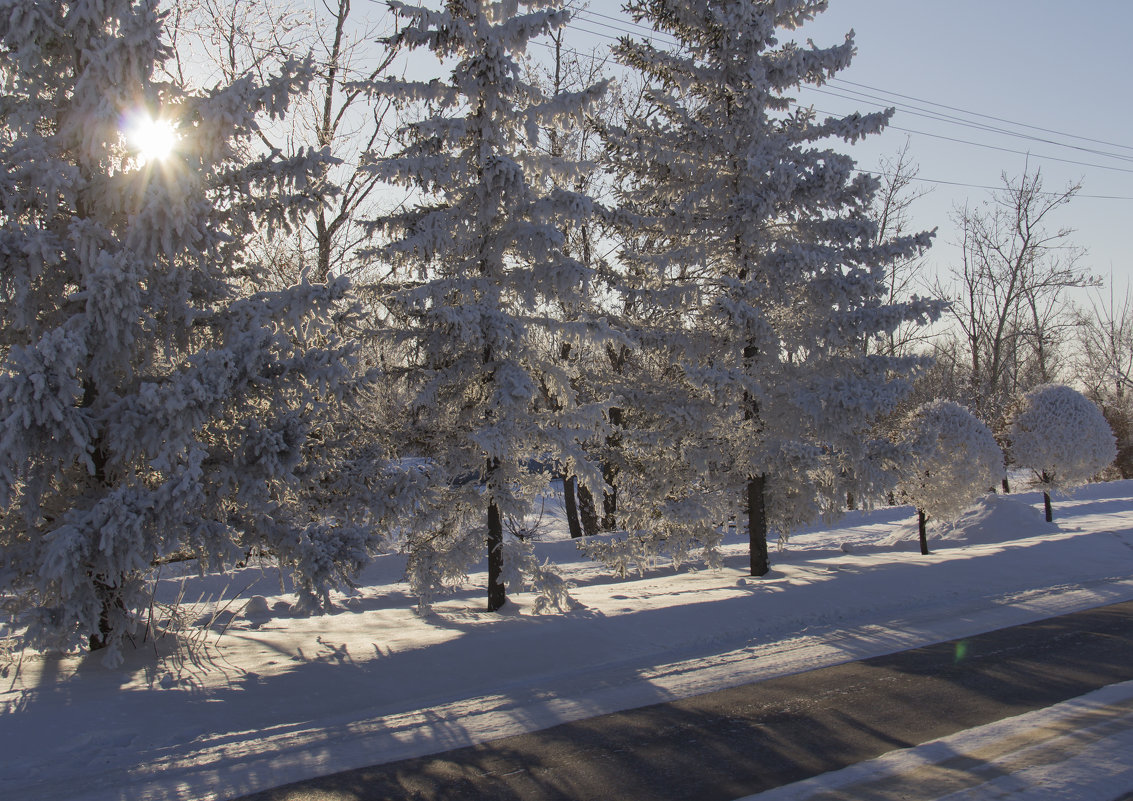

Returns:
1007,384,1116,492
898,400,1004,523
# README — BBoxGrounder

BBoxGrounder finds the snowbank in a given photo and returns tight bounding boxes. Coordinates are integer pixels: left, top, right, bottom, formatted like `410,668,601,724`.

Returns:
3,483,1133,801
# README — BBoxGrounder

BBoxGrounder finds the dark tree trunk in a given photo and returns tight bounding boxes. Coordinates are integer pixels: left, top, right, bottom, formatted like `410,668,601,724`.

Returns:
487,497,506,612
918,509,929,555
88,577,118,652
601,478,618,530
563,476,583,539
846,491,856,511
1002,477,1010,494
748,474,770,576
1043,491,1053,522
82,378,117,652
601,406,623,531
578,484,600,538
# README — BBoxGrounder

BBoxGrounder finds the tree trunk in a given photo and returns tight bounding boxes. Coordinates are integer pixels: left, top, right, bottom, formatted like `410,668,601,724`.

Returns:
88,577,119,652
487,497,506,612
601,477,618,530
563,476,583,539
1002,477,1010,494
315,214,332,283
601,407,623,530
748,474,770,576
1043,491,1053,522
82,378,117,652
578,484,600,538
918,509,929,555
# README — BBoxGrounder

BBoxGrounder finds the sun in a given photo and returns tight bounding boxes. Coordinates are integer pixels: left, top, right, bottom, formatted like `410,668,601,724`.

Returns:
124,113,178,165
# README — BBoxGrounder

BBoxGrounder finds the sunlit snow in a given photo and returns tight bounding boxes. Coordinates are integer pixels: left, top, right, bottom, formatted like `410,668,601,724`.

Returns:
3,482,1133,801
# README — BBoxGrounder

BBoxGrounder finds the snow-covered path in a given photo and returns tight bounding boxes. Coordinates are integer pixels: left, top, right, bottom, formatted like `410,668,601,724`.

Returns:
3,483,1133,801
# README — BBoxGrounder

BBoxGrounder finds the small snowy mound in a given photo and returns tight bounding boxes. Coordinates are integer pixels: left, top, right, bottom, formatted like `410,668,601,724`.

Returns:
242,595,272,622
877,494,1048,548
936,494,1050,544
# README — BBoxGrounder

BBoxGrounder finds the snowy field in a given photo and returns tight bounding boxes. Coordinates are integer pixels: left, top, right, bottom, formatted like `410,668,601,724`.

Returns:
3,481,1133,801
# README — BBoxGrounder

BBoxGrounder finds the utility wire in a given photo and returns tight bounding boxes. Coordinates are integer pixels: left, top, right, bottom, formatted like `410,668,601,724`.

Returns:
805,85,1133,164
571,11,676,45
856,169,1133,201
543,17,1133,190
573,9,681,47
530,40,1133,200
832,77,1133,154
883,123,1133,175
798,99,1133,176
561,13,1133,158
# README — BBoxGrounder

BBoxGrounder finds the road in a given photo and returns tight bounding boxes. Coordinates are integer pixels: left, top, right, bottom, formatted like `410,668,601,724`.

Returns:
237,599,1133,801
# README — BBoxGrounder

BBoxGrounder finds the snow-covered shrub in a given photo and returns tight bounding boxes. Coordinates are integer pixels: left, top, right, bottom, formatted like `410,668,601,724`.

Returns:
1006,384,1116,520
897,400,1004,534
501,539,578,614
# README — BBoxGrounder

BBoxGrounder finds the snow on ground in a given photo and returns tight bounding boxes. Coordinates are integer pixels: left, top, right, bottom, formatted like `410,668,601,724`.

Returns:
744,679,1133,801
3,481,1133,801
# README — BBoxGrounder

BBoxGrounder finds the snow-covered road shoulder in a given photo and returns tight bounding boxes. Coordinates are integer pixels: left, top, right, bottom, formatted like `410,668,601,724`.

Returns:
743,679,1133,801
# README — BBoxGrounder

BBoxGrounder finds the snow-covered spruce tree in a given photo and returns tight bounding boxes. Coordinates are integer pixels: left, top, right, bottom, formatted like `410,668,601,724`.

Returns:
602,0,941,575
365,0,613,612
1006,384,1116,522
0,0,374,663
896,400,1003,555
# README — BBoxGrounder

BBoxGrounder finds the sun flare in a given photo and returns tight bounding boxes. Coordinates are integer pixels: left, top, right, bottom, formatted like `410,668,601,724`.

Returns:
124,114,178,165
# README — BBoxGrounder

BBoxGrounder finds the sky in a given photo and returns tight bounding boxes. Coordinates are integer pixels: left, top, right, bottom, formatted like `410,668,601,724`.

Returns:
559,1,1133,302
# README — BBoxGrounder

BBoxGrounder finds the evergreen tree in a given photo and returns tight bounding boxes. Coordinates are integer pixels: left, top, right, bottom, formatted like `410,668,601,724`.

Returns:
367,0,613,612
603,0,942,574
0,0,373,663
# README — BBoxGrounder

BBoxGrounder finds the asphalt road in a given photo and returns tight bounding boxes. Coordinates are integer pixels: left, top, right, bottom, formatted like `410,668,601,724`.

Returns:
236,599,1133,801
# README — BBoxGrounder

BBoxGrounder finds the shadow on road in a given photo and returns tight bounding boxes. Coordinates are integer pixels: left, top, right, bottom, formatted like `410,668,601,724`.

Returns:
236,602,1133,801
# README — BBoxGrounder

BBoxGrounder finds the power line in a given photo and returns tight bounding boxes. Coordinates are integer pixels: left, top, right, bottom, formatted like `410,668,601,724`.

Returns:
883,122,1133,176
561,12,1133,159
573,9,680,47
571,10,678,46
545,17,1133,187
832,77,1133,154
856,169,1133,201
565,21,639,45
804,85,1133,165
799,98,1133,176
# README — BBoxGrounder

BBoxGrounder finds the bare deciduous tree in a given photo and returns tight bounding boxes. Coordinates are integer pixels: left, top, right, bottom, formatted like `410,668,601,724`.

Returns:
168,0,401,282
934,166,1095,426
1077,282,1133,477
868,140,937,358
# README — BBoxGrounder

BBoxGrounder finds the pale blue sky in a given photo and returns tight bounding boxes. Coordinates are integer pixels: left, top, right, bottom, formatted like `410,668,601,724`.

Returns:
562,1,1133,297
